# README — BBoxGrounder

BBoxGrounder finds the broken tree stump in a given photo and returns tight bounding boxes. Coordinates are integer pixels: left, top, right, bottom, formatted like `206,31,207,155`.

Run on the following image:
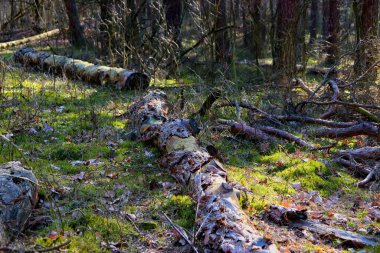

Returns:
0,29,60,50
129,91,278,253
14,47,150,90
0,161,38,245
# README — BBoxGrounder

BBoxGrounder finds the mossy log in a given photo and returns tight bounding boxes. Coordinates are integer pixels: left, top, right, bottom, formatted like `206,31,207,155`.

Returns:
129,91,278,253
0,29,60,50
0,161,38,245
14,47,149,90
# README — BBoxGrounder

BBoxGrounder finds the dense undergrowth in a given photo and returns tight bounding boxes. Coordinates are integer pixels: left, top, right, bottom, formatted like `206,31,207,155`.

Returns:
0,50,379,252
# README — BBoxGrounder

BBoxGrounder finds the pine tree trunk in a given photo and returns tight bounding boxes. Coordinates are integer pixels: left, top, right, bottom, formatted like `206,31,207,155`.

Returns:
63,0,86,47
163,0,182,47
353,0,379,82
214,0,230,63
309,0,318,44
325,0,340,66
249,0,261,65
273,0,300,89
322,0,329,40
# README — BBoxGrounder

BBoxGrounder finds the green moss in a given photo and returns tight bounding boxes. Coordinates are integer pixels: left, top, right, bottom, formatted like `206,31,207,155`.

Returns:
164,195,195,229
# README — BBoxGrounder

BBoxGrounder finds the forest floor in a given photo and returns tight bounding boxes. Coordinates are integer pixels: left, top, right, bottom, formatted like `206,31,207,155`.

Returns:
0,47,380,253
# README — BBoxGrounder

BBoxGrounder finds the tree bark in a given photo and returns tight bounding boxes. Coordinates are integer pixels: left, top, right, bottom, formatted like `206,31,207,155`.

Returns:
129,91,278,252
325,0,340,66
63,0,86,47
214,0,231,63
309,0,318,44
0,29,60,49
273,0,301,89
353,0,379,82
248,0,261,65
163,0,182,47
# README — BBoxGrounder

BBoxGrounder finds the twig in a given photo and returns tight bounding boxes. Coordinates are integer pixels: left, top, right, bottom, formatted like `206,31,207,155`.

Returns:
160,211,199,253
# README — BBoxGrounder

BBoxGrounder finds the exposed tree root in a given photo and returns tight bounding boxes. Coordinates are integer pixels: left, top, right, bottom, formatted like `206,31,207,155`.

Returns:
14,47,149,90
129,91,278,253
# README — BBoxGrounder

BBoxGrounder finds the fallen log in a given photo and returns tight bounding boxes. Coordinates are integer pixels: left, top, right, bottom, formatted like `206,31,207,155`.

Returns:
0,29,60,50
14,47,149,90
314,122,379,139
129,91,278,252
0,161,38,245
267,205,380,248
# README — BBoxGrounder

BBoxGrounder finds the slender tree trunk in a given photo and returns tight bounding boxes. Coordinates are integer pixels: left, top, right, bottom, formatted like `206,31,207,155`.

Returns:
214,0,230,63
63,0,86,47
322,0,329,40
249,0,261,65
353,0,379,81
309,0,318,44
325,0,340,66
163,0,182,47
273,0,300,89
99,0,114,57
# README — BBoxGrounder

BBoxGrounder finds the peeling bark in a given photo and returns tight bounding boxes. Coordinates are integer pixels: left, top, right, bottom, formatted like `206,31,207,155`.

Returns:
0,29,60,50
14,47,149,90
129,91,278,253
0,161,38,245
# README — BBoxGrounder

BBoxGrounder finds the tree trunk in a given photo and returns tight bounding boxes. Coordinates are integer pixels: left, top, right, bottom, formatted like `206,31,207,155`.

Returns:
309,0,318,44
353,0,379,82
163,0,182,47
214,0,231,63
99,0,115,59
248,0,261,65
63,0,86,47
129,91,278,252
14,47,149,90
322,0,329,40
272,0,300,89
325,0,340,66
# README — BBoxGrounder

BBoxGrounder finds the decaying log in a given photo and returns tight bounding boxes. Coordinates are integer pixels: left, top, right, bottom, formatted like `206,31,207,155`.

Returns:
129,91,278,253
276,115,357,128
0,29,60,50
14,47,149,90
267,205,380,248
0,161,38,245
314,122,379,139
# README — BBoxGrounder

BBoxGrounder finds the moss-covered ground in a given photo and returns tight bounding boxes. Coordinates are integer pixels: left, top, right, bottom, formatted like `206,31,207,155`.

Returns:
0,50,379,252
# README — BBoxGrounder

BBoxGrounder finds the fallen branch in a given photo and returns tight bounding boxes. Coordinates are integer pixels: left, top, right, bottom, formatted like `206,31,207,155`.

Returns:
267,205,380,248
198,89,222,116
14,47,149,90
257,125,313,148
129,91,277,252
314,122,379,139
276,115,357,128
291,78,313,97
337,147,380,160
0,240,71,252
161,211,198,253
0,29,60,50
216,101,283,125
219,120,275,142
356,163,380,188
319,80,339,119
